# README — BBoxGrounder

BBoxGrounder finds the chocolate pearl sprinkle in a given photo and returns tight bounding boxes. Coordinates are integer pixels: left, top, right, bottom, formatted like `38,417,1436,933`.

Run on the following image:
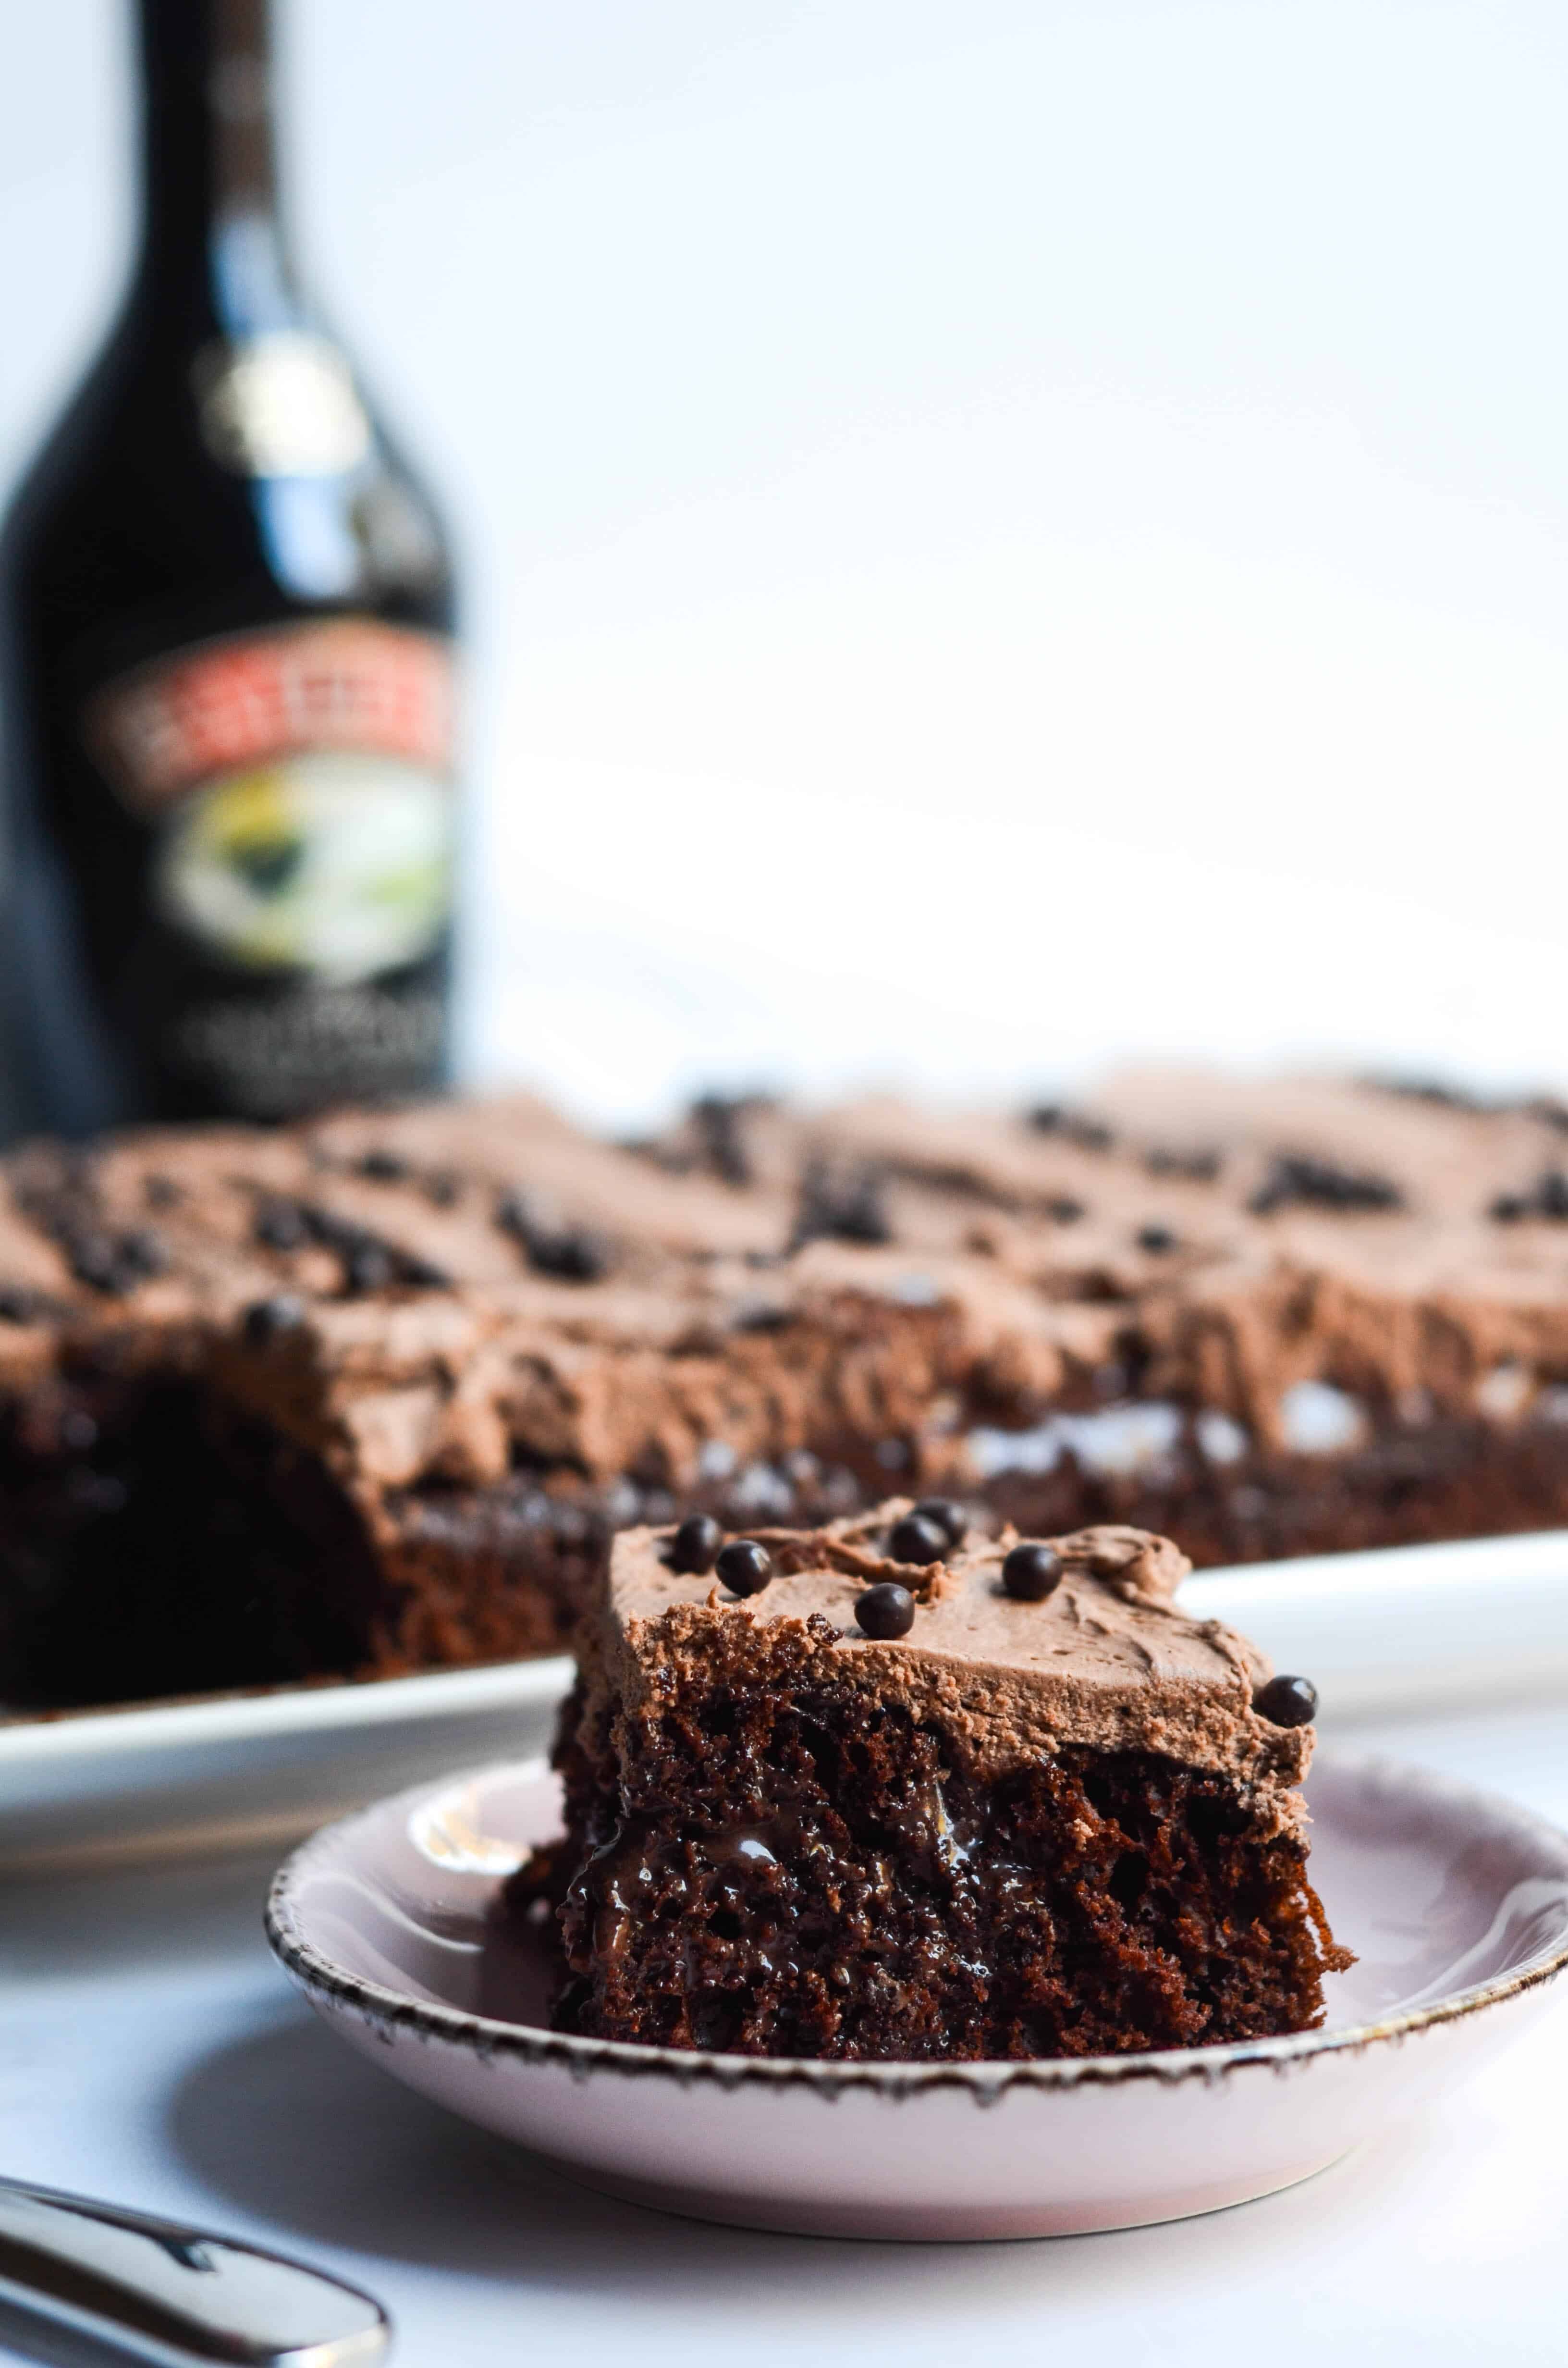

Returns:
788,1156,892,1253
1025,1105,1114,1153
343,1242,396,1295
1253,1674,1319,1728
854,1582,915,1639
1002,1542,1064,1602
539,1230,609,1282
912,1498,968,1551
254,1202,309,1252
886,1512,948,1566
1250,1153,1402,1216
1137,1224,1177,1254
243,1294,307,1347
691,1094,755,1188
667,1513,723,1576
1489,1171,1568,1225
496,1193,611,1284
862,1581,923,1639
399,1253,454,1290
715,1539,772,1596
66,1233,124,1293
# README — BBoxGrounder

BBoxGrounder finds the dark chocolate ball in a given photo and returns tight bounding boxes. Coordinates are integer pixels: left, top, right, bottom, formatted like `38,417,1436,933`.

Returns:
243,1294,307,1347
1002,1541,1064,1602
668,1513,723,1576
715,1539,772,1596
119,1228,169,1278
66,1232,122,1292
912,1497,968,1551
886,1512,949,1565
343,1242,395,1295
401,1255,453,1291
533,1227,610,1283
855,1582,916,1639
254,1202,308,1252
1253,1674,1319,1727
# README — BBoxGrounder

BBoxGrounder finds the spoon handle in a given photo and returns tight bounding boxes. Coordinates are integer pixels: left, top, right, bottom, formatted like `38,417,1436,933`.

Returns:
0,2177,391,2366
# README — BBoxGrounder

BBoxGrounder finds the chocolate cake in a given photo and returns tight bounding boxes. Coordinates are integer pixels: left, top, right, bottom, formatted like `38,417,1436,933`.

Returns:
3,1071,1568,1710
527,1504,1348,2059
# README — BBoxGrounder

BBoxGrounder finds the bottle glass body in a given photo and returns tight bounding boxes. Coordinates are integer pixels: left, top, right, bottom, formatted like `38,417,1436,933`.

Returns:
1,0,459,1133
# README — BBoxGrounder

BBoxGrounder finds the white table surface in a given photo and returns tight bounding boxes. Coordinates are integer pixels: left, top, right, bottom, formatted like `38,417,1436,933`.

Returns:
3,1696,1566,2368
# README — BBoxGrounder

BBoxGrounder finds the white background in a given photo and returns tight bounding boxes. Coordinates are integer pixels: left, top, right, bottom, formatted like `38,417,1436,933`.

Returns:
3,1,1568,1127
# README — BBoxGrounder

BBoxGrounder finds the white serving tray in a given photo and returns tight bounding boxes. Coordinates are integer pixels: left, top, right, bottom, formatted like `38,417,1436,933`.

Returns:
1,1528,1564,1873
1186,1529,1568,1716
0,1655,573,1872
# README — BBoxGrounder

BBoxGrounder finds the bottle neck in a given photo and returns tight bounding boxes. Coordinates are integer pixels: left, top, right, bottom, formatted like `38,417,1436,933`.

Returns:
134,0,300,334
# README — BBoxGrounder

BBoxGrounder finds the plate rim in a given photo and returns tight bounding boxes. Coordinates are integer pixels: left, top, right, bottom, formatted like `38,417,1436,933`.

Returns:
265,1744,1568,2105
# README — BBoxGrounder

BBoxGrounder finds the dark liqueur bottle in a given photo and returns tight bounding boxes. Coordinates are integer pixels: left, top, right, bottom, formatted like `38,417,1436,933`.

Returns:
0,0,459,1134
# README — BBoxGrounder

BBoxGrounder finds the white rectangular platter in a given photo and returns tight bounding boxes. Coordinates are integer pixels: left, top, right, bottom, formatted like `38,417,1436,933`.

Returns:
1,1528,1565,1872
0,1654,573,1871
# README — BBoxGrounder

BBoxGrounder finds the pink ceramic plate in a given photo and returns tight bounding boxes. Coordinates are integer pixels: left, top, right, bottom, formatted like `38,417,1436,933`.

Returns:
266,1752,1568,2242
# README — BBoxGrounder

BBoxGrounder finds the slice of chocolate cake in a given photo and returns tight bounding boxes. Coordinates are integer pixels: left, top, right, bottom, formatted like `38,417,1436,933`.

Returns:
535,1503,1349,2060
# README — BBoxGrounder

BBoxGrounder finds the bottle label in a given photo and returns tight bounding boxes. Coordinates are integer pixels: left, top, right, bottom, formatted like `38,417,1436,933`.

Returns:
91,618,453,982
86,619,455,1117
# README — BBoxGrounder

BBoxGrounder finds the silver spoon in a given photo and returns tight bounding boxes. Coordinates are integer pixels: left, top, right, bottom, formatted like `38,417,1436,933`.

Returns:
0,2178,390,2366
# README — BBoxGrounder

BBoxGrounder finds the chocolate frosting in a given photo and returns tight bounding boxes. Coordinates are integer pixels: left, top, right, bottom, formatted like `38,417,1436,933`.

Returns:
602,1504,1311,1817
5,1073,1568,1516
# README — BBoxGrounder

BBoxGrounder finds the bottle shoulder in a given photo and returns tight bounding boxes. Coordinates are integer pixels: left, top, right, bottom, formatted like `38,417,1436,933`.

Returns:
3,296,455,645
